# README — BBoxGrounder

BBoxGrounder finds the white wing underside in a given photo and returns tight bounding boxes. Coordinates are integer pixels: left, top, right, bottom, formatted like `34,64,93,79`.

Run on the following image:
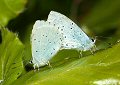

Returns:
31,20,63,67
47,11,94,51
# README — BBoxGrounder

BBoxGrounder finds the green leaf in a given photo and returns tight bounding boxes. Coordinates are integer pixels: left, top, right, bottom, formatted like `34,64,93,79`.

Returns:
0,27,24,85
83,0,120,34
11,42,120,85
0,0,27,26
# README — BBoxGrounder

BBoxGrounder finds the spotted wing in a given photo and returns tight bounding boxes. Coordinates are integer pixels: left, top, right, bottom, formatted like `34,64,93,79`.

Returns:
31,20,62,68
47,11,94,51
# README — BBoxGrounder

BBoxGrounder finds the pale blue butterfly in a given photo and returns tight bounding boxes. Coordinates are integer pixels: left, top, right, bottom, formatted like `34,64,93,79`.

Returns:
31,11,96,68
47,11,96,51
31,20,63,68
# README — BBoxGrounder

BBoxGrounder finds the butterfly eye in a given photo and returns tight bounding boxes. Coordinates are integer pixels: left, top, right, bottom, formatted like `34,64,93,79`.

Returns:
91,38,94,42
91,38,96,43
30,60,33,64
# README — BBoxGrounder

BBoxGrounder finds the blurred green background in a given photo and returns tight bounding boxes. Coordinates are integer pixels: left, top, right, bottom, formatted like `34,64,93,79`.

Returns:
0,0,120,85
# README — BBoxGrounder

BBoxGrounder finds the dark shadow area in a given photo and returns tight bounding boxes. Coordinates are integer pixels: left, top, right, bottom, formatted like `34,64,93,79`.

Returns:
7,0,72,42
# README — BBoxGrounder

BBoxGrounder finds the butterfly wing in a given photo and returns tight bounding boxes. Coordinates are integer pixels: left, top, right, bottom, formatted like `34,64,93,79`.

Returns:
47,11,95,51
31,20,62,68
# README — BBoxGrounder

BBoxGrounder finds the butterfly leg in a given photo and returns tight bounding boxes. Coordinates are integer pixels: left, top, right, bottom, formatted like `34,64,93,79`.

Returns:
41,58,52,68
90,44,97,55
90,49,94,54
41,58,48,66
33,64,37,72
37,64,40,70
94,44,97,51
33,57,41,70
33,64,36,70
79,50,83,58
47,61,52,68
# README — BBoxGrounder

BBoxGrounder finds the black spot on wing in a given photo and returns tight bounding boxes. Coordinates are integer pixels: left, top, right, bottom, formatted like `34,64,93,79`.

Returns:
61,29,63,31
82,44,85,47
72,45,74,47
61,44,64,46
60,38,62,41
72,36,75,39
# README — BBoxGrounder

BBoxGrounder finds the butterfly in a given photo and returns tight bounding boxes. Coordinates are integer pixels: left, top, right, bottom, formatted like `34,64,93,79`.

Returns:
31,11,96,68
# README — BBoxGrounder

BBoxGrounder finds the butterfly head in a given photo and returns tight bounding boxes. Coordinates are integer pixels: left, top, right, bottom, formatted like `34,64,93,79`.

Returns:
82,37,96,51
